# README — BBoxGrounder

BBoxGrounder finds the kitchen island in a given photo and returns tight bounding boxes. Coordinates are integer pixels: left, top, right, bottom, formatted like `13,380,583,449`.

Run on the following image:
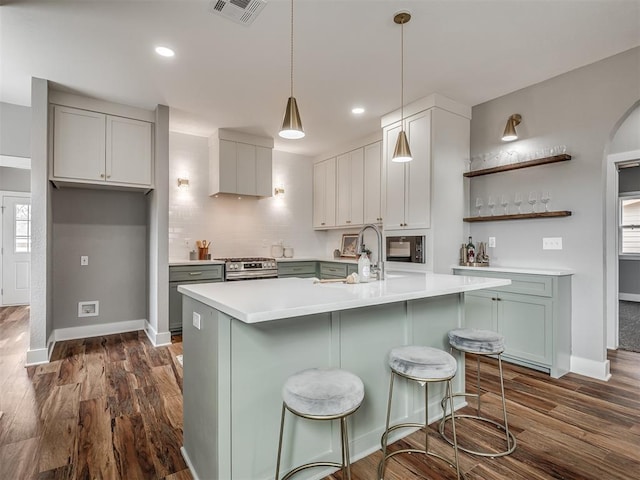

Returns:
178,272,510,480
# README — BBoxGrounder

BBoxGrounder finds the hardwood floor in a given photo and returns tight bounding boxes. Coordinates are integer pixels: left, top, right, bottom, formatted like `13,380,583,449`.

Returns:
2,305,639,480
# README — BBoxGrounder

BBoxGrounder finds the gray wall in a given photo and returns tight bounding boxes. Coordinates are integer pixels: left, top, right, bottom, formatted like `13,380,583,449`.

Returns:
0,102,31,158
0,166,30,192
611,104,640,154
469,47,640,371
52,188,147,329
619,165,640,297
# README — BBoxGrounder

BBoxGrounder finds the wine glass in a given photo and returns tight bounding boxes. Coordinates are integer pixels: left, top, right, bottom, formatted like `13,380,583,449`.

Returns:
528,191,538,213
541,191,551,212
514,193,523,214
487,196,496,216
500,195,509,215
475,197,483,217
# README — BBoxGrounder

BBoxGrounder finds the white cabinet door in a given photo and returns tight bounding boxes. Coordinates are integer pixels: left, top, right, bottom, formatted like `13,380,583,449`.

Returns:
236,142,256,196
313,158,336,229
53,106,105,182
383,110,432,230
336,149,364,227
218,139,237,194
106,115,152,186
405,110,431,229
255,146,272,197
363,141,383,224
384,122,406,230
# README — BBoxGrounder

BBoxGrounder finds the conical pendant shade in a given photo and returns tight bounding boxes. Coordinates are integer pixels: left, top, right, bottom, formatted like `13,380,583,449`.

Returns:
279,96,305,139
501,114,521,142
392,130,412,162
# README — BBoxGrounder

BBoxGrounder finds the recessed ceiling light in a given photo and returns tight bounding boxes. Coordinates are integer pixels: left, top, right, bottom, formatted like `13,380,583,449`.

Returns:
352,107,365,115
155,46,175,57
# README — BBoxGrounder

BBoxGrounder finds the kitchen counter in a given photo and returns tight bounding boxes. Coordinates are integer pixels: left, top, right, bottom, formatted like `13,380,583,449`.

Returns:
178,272,511,323
179,272,510,480
168,259,225,266
453,265,574,276
275,256,358,264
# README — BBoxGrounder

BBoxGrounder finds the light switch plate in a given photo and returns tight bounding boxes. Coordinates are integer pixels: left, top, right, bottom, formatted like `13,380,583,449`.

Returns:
543,237,563,250
193,312,201,329
81,255,89,266
488,237,496,248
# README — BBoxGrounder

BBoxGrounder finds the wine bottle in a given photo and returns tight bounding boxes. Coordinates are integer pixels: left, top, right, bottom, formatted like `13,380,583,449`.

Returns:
466,236,476,263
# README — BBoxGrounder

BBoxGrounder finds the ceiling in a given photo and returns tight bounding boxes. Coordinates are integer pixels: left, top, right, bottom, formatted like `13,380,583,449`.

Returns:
2,0,639,158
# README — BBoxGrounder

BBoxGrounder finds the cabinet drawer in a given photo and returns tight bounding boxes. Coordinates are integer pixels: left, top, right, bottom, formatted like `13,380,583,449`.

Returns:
320,263,348,278
454,269,553,297
169,265,223,282
278,262,317,277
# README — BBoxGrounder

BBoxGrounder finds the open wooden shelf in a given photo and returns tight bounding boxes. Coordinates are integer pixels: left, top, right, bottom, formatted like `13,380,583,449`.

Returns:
464,154,571,178
464,210,572,222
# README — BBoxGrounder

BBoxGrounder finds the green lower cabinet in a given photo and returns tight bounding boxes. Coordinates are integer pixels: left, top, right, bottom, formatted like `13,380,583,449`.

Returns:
277,261,317,278
455,268,571,378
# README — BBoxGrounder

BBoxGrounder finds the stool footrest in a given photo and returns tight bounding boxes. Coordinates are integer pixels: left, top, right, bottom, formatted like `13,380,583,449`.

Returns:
439,414,517,457
378,448,459,479
281,461,344,480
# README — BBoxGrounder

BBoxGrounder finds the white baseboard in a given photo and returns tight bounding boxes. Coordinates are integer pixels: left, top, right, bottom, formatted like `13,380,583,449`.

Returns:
570,355,611,381
619,293,640,302
54,319,146,342
181,447,200,480
25,347,49,366
144,321,172,347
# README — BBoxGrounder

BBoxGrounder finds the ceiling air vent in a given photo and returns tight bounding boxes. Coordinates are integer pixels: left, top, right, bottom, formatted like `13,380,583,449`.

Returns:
208,0,267,26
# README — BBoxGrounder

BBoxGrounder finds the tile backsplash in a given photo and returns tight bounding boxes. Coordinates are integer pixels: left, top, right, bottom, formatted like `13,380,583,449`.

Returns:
168,132,328,260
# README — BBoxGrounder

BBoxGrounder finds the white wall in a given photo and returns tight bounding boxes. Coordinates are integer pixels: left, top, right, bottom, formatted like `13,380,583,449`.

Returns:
0,102,31,158
0,166,30,192
168,132,327,260
469,46,640,379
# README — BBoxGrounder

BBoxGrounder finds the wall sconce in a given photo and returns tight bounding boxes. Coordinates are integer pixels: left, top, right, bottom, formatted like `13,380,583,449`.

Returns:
177,178,190,189
502,114,522,142
274,186,285,197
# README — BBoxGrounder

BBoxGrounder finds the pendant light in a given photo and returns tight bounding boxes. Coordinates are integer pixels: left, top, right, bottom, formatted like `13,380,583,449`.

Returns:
279,0,304,139
501,114,522,142
392,12,412,163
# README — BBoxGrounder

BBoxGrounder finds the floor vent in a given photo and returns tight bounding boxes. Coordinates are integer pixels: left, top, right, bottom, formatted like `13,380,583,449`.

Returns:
208,0,267,26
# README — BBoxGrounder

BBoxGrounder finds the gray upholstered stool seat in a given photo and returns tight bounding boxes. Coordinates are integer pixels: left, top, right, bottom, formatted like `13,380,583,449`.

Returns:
448,328,505,354
389,345,457,380
380,346,461,480
440,328,516,457
276,368,364,480
282,367,364,417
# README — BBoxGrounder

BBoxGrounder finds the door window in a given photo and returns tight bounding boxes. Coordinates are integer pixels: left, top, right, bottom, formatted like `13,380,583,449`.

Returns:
14,203,31,253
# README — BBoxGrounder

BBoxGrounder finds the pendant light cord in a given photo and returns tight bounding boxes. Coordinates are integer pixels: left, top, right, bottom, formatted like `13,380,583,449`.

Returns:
290,0,294,98
400,18,404,126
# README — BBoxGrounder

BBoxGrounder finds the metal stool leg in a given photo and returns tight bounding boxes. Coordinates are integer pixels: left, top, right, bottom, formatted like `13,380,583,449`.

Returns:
341,416,352,480
275,403,287,480
378,371,395,480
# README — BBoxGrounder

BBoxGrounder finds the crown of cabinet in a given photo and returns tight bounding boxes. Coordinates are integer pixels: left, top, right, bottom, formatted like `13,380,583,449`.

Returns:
464,154,571,178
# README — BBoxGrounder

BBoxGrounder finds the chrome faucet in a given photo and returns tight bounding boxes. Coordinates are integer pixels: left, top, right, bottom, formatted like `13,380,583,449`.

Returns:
357,224,384,280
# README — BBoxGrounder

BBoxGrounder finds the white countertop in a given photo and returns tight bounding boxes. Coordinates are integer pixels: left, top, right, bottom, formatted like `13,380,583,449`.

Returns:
169,259,225,266
452,265,574,276
178,272,511,324
275,257,358,264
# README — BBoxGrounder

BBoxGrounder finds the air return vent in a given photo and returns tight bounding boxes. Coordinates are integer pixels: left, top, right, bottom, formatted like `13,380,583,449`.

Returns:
208,0,267,26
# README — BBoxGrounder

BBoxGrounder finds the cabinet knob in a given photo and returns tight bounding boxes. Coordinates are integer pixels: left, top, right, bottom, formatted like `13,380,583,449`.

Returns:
100,173,105,178
321,222,325,225
107,175,111,179
346,220,351,224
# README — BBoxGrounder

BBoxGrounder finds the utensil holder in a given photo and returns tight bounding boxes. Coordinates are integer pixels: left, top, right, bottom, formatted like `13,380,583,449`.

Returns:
198,247,209,260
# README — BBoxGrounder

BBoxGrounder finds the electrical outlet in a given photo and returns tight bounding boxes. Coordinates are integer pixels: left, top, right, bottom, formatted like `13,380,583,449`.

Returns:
488,237,496,248
543,237,563,250
81,255,89,266
193,312,201,330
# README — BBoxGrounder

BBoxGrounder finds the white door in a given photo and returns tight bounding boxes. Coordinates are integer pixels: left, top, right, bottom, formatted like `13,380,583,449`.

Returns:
2,195,31,305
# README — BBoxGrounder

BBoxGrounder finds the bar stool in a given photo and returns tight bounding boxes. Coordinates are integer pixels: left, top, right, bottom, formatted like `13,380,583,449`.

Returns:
275,367,365,480
439,328,516,457
379,346,461,480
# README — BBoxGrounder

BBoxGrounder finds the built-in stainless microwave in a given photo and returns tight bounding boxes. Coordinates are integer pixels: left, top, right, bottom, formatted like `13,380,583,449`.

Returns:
385,235,425,263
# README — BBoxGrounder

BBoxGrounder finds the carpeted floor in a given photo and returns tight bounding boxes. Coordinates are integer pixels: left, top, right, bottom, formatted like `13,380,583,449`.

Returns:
619,300,640,352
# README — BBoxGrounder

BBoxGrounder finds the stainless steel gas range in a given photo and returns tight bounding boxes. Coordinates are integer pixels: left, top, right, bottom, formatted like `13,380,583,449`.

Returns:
215,257,278,281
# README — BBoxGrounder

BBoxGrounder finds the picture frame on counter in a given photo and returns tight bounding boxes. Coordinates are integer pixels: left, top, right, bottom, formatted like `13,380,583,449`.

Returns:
340,234,359,258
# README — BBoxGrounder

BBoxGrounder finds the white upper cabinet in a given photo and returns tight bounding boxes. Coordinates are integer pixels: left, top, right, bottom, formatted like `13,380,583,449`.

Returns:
313,157,336,229
52,105,153,188
209,129,273,197
363,141,383,224
336,148,364,226
384,109,432,230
